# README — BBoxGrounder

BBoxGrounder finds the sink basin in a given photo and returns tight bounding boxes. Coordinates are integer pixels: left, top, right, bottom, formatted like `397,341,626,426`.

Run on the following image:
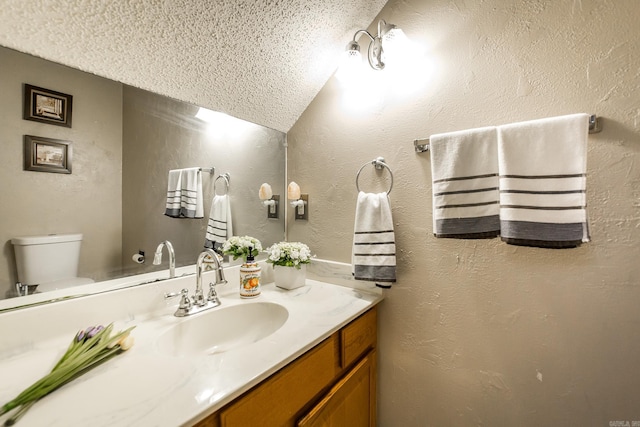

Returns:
156,302,288,357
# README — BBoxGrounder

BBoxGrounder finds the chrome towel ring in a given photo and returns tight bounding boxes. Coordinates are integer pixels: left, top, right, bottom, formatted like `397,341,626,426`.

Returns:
355,157,393,195
214,173,230,195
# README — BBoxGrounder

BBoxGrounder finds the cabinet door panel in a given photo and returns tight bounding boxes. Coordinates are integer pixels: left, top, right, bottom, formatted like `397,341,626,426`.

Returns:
219,334,340,427
297,350,376,427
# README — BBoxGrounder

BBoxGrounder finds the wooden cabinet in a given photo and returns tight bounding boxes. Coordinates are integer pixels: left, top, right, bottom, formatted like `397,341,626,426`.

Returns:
193,306,377,427
219,334,341,426
297,350,376,427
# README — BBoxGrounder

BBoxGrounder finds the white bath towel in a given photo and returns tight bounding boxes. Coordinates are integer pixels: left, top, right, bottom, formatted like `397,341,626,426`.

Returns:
430,126,500,238
497,113,590,248
351,192,396,286
204,194,233,252
164,169,183,217
164,168,204,219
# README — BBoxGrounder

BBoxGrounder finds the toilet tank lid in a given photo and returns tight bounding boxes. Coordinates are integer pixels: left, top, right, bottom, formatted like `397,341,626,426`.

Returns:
11,233,83,246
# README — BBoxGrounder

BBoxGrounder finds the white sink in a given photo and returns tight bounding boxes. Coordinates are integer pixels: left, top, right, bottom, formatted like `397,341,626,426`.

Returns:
156,301,289,357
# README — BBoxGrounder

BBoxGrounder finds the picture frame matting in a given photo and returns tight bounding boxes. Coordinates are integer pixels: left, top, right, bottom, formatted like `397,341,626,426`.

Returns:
23,135,72,174
23,84,73,128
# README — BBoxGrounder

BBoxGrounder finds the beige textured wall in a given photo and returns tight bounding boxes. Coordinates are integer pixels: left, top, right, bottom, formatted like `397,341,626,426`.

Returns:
0,47,123,297
288,1,640,425
122,86,286,275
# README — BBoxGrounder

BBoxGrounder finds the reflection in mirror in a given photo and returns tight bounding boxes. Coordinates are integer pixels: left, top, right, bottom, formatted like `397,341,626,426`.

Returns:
0,46,286,308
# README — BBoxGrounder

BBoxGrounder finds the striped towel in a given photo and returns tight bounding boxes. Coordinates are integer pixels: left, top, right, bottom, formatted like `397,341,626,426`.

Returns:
351,192,396,287
164,168,204,218
204,194,233,252
430,126,500,238
497,113,590,248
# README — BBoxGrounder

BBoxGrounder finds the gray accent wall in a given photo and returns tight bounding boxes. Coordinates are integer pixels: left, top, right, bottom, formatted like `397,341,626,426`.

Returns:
0,47,123,296
122,86,286,274
0,48,286,298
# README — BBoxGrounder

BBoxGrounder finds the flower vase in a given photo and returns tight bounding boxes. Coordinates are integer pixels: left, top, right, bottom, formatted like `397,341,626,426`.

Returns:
226,256,244,267
273,264,306,290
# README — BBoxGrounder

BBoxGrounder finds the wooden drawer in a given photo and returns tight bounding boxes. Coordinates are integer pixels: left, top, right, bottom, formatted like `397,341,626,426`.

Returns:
340,306,377,369
219,333,340,427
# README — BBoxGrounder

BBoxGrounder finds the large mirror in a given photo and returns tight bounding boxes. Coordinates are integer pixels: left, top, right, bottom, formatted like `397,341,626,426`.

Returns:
0,46,286,307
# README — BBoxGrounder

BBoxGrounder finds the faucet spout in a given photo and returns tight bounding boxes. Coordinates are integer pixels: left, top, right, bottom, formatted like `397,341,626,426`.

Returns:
153,240,176,279
196,249,227,303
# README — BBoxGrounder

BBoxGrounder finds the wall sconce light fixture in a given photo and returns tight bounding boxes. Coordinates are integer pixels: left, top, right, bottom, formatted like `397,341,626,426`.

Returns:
342,19,410,72
259,183,279,219
287,181,308,221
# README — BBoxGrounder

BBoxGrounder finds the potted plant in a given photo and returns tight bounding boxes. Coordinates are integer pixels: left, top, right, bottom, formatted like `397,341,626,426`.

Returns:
222,236,262,262
265,241,311,290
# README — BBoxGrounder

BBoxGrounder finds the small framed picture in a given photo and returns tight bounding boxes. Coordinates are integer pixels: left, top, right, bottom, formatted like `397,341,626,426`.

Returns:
23,135,72,174
23,84,73,128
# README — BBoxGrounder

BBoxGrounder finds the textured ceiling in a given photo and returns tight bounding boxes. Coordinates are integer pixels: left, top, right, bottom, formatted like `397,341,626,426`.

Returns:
0,0,388,132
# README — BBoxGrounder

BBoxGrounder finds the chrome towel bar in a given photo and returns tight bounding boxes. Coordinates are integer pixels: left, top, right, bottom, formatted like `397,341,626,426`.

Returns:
414,114,602,153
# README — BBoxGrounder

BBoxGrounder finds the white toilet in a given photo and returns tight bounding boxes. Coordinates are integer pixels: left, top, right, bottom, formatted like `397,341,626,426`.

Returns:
11,233,94,294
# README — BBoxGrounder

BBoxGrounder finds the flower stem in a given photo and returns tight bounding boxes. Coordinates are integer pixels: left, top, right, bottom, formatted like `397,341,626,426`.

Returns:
4,400,37,426
1,324,135,424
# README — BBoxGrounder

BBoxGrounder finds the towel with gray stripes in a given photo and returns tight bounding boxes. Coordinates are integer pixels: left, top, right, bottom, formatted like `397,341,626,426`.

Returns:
204,194,233,252
497,113,590,248
351,192,396,287
430,126,500,238
164,168,204,218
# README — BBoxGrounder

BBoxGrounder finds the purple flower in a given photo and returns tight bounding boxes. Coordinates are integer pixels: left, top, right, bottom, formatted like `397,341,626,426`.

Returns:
77,325,105,342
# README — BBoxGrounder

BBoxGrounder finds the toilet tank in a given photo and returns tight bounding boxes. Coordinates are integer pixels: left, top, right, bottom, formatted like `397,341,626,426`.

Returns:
11,233,83,286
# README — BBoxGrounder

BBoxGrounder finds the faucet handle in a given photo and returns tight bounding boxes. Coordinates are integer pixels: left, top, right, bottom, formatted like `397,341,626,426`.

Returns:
178,289,192,310
207,282,221,305
165,289,192,310
164,290,181,299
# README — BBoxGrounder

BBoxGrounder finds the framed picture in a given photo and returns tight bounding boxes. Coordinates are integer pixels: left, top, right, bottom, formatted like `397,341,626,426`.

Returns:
23,84,73,128
23,135,72,174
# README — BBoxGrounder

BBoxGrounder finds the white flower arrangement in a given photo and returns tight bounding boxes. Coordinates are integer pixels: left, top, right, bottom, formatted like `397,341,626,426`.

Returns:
222,236,262,260
266,241,311,269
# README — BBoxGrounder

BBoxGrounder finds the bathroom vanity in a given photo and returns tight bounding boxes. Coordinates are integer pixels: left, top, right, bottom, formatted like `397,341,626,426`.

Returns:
0,262,382,426
194,306,377,426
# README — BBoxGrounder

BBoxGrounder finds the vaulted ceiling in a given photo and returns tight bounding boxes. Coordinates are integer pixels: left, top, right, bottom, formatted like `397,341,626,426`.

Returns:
0,0,388,132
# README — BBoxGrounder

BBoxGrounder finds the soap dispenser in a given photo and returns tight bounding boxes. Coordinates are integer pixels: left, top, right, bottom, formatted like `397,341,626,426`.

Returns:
239,246,261,298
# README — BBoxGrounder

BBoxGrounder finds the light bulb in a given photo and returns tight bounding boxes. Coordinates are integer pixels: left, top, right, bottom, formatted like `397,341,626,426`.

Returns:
259,183,273,200
288,182,301,200
381,27,411,66
336,42,363,83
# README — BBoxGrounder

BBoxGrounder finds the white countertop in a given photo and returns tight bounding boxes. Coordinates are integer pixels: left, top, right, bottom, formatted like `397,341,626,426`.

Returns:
0,267,383,426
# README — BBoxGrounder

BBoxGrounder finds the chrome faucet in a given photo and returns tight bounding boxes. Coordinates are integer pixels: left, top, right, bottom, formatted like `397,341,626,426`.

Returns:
195,249,227,302
165,248,227,317
153,240,175,279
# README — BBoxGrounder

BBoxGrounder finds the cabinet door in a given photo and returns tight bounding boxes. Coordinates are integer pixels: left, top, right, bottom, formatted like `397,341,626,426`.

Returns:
219,334,340,427
297,349,376,427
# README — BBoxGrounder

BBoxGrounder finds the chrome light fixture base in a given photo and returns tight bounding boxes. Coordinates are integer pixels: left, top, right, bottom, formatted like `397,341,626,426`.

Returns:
344,20,405,71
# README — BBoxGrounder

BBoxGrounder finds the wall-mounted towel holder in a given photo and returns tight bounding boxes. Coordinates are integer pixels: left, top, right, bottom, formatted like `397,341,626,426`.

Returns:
413,114,603,153
214,173,230,194
356,157,394,195
200,167,215,174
